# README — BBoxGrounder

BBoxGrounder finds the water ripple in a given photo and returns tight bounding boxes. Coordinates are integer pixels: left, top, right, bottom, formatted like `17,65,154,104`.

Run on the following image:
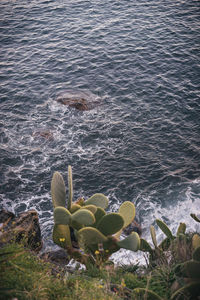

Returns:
0,0,200,248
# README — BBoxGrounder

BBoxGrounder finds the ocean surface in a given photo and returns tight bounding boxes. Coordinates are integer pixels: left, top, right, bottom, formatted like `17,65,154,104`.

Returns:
0,0,200,261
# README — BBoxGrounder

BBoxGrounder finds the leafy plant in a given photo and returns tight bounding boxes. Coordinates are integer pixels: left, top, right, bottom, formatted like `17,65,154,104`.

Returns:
51,165,140,268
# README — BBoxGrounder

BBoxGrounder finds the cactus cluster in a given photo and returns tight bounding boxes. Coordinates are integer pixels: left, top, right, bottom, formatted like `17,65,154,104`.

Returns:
139,219,192,266
51,166,140,267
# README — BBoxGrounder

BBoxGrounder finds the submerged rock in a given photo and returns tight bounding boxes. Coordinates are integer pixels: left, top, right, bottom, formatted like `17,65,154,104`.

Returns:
0,209,42,252
32,130,53,140
55,91,102,111
56,96,90,111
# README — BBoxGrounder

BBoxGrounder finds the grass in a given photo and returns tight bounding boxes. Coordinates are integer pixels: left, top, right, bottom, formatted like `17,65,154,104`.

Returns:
0,243,119,300
0,232,199,300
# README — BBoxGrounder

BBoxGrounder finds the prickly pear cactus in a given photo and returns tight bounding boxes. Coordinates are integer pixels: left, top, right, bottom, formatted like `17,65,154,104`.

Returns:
50,165,141,268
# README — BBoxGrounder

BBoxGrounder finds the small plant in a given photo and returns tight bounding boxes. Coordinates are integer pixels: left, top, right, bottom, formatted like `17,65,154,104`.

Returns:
51,165,140,268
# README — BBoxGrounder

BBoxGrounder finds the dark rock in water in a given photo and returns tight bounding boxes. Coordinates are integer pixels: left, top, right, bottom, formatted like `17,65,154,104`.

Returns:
32,130,53,140
123,220,142,236
56,96,91,111
0,209,42,252
40,249,70,266
55,91,102,111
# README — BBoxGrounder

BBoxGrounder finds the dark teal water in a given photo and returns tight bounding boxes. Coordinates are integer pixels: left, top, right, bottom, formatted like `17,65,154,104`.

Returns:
0,0,200,252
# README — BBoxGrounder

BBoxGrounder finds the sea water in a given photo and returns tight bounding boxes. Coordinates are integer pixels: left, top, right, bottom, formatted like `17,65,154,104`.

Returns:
0,0,200,263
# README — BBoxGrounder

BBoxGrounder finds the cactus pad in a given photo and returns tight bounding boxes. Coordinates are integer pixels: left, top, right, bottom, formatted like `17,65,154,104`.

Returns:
117,232,140,251
158,237,171,251
93,207,106,227
81,205,97,214
67,165,73,211
156,219,173,240
176,222,186,235
52,224,72,248
70,204,81,213
51,172,66,208
119,201,135,228
140,238,153,253
71,209,95,226
54,206,71,225
190,213,200,223
78,227,107,245
84,193,108,209
181,260,200,278
150,225,157,248
97,213,124,236
192,233,200,250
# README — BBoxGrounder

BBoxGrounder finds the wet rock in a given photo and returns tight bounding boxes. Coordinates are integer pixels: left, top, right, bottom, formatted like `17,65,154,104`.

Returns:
40,249,70,266
55,90,102,111
56,96,92,111
0,209,15,223
0,209,42,252
123,220,142,236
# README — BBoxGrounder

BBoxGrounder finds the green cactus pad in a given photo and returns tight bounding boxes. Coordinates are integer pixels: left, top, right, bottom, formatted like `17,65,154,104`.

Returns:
140,238,153,253
84,193,108,209
119,201,136,228
156,219,174,240
71,209,95,226
158,237,171,251
70,204,81,213
193,246,200,262
176,222,186,235
78,227,108,245
97,213,124,236
171,281,200,300
67,165,73,211
52,224,72,248
51,172,66,208
117,232,140,251
81,205,97,215
54,206,71,225
71,220,83,231
93,207,106,227
192,234,200,250
190,213,200,223
181,260,200,278
150,225,157,248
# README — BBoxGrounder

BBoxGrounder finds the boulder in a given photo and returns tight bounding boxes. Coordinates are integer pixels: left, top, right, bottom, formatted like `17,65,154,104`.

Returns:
55,91,102,111
0,209,42,252
56,97,91,111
